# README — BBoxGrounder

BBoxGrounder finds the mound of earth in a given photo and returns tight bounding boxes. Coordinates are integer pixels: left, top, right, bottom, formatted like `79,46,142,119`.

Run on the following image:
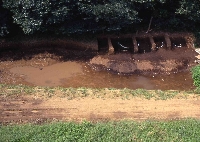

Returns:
89,47,199,74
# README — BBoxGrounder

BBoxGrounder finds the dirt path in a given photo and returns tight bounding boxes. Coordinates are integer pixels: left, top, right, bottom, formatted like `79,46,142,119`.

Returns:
1,96,200,124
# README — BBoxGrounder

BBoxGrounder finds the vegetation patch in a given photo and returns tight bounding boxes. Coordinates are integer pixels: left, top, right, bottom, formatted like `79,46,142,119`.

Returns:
1,119,200,142
192,65,200,93
0,84,198,100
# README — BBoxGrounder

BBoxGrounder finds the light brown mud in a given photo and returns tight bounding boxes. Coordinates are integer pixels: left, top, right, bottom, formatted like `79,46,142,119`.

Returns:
0,96,200,124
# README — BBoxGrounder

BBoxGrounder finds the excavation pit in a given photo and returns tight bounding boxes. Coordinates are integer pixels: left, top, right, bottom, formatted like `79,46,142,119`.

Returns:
97,38,109,53
111,38,134,53
136,37,151,53
153,36,167,50
170,37,187,49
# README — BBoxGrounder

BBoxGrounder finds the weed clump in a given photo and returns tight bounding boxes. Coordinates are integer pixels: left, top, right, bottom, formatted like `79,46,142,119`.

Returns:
191,65,200,93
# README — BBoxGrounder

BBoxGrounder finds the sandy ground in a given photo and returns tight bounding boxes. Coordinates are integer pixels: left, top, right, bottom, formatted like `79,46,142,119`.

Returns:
0,95,200,124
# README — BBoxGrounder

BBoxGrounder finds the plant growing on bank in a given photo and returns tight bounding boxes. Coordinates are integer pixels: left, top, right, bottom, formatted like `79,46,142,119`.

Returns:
192,65,200,87
192,65,200,93
0,84,197,100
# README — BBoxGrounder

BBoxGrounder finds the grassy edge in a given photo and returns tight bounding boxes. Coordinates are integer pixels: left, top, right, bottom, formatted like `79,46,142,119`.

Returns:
0,83,199,100
1,119,200,142
191,65,200,91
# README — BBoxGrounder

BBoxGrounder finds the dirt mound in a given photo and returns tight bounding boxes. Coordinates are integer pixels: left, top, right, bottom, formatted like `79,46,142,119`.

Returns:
89,47,198,74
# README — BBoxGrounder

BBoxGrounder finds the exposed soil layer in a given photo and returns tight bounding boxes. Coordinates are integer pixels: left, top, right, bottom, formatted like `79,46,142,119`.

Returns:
1,95,200,124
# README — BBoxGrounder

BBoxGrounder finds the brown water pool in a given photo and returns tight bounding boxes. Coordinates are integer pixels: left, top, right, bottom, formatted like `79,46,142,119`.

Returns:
9,61,195,91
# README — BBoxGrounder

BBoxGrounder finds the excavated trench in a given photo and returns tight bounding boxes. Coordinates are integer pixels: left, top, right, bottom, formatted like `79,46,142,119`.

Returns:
1,33,200,124
0,32,199,90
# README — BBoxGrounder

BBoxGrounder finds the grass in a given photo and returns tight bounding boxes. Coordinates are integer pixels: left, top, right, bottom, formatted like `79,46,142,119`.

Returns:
191,65,200,93
0,119,200,142
0,84,199,100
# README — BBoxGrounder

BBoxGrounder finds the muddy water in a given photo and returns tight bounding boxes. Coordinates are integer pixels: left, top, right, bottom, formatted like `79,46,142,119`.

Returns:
10,62,83,87
9,61,195,90
63,65,195,90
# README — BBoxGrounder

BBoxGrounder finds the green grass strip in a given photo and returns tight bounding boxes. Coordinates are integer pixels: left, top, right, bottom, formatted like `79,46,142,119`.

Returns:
191,65,200,91
0,119,200,142
0,84,199,100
